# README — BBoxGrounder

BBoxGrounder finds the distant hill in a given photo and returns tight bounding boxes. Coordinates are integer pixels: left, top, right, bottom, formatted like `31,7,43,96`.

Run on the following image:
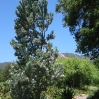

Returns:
64,53,83,58
0,62,10,69
0,53,87,69
59,53,86,59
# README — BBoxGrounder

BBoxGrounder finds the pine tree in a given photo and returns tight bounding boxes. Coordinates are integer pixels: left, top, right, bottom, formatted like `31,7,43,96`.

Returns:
9,0,64,99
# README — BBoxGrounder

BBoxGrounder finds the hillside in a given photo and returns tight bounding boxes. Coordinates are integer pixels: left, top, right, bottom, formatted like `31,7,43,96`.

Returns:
0,53,86,69
59,53,85,58
0,62,10,69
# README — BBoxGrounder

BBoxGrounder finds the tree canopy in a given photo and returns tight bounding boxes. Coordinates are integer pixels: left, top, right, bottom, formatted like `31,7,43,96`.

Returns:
56,0,99,59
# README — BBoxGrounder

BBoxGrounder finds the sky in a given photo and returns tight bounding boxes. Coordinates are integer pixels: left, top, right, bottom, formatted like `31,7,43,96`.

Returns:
0,0,77,62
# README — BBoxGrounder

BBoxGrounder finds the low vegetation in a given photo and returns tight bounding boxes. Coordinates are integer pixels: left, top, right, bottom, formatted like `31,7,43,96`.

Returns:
55,58,99,88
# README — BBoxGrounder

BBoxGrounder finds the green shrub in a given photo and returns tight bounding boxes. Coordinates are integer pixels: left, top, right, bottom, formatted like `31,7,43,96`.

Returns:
55,58,99,88
0,82,11,99
41,86,63,99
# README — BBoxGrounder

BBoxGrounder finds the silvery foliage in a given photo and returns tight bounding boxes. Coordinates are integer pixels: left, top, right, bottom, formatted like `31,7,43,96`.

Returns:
9,41,64,99
25,42,64,89
8,63,33,99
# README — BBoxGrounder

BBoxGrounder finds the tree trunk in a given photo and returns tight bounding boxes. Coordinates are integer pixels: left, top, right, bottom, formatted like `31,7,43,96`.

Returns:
35,90,41,99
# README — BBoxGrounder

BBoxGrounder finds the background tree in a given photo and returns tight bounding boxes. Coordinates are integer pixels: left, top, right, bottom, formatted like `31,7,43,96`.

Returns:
9,0,64,99
56,0,99,59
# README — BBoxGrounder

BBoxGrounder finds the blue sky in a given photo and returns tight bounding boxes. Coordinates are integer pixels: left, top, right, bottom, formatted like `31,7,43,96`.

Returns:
0,0,77,62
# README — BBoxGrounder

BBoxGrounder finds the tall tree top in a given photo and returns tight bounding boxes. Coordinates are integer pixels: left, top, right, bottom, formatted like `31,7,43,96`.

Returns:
11,0,55,65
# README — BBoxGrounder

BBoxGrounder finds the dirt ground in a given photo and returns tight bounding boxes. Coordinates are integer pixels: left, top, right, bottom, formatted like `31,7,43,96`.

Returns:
73,94,88,99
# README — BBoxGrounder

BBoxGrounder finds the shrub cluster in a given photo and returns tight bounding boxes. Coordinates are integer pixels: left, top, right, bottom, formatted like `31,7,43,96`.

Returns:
55,58,99,88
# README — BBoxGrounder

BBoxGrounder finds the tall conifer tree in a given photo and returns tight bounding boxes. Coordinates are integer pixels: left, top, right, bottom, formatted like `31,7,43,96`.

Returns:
9,0,64,99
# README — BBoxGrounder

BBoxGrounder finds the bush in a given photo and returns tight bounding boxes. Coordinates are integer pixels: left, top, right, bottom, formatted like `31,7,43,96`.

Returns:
55,58,99,88
42,86,74,99
41,86,63,99
0,82,11,99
